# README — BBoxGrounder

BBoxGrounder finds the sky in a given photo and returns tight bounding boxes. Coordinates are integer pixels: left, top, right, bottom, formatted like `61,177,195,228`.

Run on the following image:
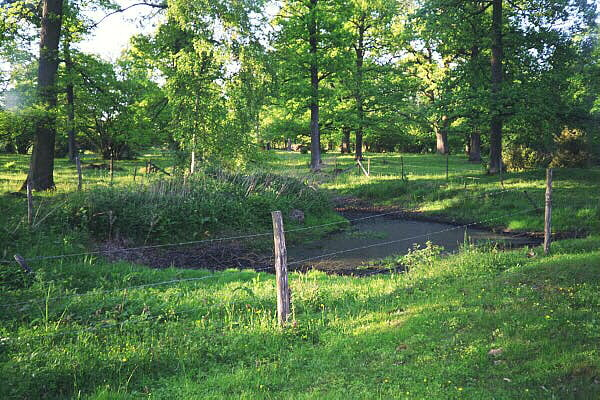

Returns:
76,1,165,61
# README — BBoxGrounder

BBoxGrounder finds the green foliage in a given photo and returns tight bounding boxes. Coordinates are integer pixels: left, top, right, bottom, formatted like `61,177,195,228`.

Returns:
60,171,331,244
550,127,593,168
401,240,443,272
503,144,550,171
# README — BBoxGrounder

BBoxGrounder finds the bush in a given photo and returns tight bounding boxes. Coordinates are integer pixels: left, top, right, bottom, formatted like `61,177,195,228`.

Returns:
61,171,331,244
503,144,550,171
550,127,592,168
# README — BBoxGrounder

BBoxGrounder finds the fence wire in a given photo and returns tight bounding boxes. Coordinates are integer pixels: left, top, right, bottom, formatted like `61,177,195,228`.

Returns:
11,187,526,265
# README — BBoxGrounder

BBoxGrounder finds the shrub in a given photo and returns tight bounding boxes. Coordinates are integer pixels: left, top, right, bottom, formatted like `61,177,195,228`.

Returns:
401,240,444,272
550,127,592,168
61,171,331,244
503,144,550,171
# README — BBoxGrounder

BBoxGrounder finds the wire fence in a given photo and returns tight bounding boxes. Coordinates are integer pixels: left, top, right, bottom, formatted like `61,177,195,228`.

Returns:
1,205,539,344
6,187,528,266
2,196,539,313
1,160,561,347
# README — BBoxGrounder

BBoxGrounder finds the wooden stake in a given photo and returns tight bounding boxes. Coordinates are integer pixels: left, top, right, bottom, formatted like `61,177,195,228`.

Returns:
26,180,33,226
367,158,371,176
109,154,114,185
357,160,369,177
401,156,404,180
14,254,34,274
544,168,553,254
446,154,449,181
271,211,290,326
75,156,82,191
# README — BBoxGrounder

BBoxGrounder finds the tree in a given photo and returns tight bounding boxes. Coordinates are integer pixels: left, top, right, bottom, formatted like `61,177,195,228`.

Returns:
27,0,63,190
130,0,267,169
340,0,403,160
273,0,345,171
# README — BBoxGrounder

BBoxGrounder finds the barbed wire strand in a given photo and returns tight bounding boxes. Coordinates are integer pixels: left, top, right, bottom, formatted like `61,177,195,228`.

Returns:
287,208,537,267
0,266,273,309
17,187,526,264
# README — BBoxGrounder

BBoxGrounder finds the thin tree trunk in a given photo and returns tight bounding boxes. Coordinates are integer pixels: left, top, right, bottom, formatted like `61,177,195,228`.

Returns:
65,40,76,162
354,13,366,161
27,0,63,190
308,0,321,171
489,0,503,174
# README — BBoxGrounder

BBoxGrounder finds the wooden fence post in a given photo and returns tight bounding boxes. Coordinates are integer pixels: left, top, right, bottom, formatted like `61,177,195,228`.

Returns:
544,168,553,254
367,158,371,176
75,156,82,191
26,180,33,226
271,211,290,326
109,154,114,185
401,156,405,180
14,254,34,274
446,154,449,181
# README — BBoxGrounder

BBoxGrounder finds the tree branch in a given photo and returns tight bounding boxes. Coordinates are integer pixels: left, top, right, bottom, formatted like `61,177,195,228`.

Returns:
90,1,167,29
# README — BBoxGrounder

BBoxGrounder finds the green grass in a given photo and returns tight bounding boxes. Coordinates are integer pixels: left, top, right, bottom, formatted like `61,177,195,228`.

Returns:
0,153,344,261
1,151,599,399
1,236,599,399
261,151,600,234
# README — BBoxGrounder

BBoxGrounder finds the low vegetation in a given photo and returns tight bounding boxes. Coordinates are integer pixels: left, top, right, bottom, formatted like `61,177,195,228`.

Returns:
1,235,598,399
1,152,599,399
263,152,600,234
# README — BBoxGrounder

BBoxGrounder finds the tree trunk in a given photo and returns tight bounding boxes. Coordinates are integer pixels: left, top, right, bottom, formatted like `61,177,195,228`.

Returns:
308,0,321,171
65,40,76,162
28,0,63,190
341,126,351,154
489,0,503,174
469,131,482,161
435,116,449,154
354,13,366,161
468,44,482,163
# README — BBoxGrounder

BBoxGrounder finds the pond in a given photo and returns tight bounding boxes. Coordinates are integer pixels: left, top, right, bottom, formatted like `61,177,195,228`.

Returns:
286,213,539,273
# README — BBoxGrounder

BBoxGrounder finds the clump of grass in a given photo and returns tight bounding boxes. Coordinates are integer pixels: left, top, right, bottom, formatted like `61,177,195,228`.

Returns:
57,171,334,245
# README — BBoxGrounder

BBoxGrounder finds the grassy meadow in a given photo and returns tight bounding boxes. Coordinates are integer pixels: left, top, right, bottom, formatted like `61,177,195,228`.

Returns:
1,151,599,399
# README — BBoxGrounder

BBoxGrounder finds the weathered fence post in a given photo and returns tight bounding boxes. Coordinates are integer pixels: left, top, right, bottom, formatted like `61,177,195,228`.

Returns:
14,254,34,274
109,154,114,185
544,168,553,254
401,156,405,180
75,156,82,191
26,179,33,226
271,211,290,326
367,158,371,176
446,154,449,181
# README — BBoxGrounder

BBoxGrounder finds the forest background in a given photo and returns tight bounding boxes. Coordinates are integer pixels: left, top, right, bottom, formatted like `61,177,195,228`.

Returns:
1,0,599,189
